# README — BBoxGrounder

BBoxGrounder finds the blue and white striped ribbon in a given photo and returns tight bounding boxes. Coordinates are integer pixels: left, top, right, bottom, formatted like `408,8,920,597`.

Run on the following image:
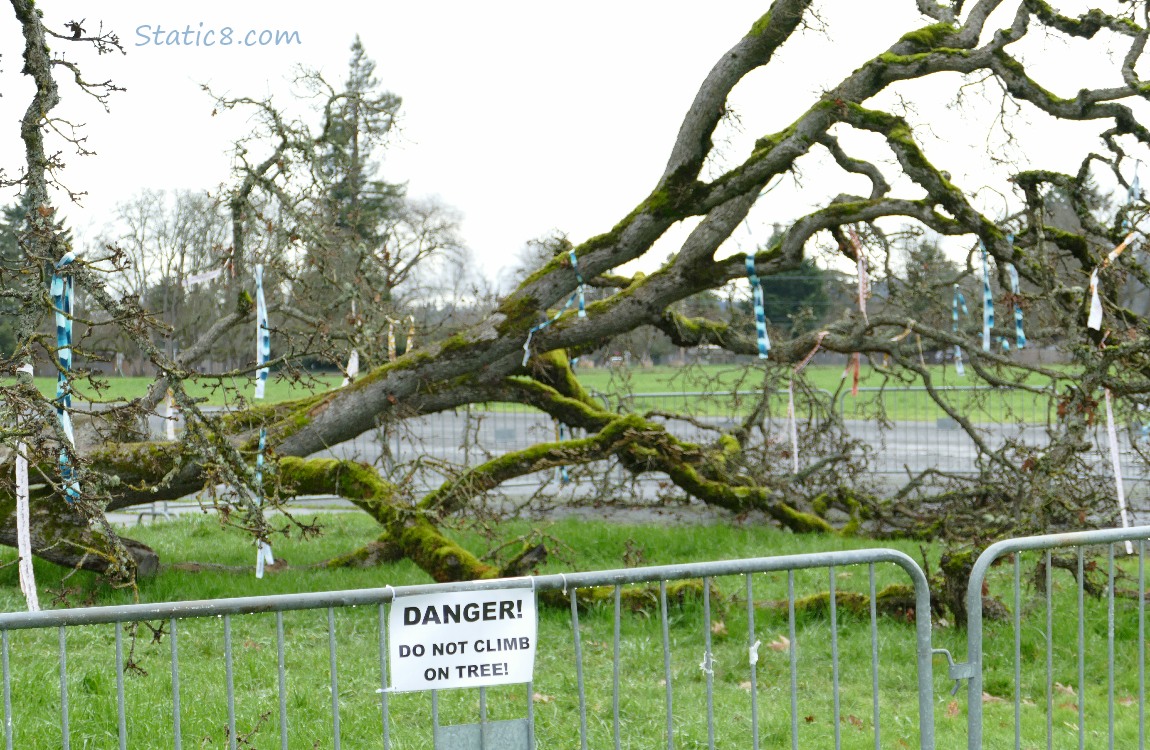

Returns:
521,252,588,366
254,264,269,399
50,251,79,502
253,264,274,576
745,255,770,359
1006,266,1026,349
979,240,994,352
569,250,586,319
953,285,968,377
254,429,266,485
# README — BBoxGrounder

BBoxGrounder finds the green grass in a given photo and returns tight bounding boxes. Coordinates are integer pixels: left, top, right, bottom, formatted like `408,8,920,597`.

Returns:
4,373,345,407
576,364,1061,424
6,364,1069,424
0,515,1141,747
573,363,1062,394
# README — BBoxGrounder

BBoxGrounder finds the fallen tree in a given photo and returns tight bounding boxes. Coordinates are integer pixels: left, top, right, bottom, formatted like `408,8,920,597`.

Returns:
5,0,1150,588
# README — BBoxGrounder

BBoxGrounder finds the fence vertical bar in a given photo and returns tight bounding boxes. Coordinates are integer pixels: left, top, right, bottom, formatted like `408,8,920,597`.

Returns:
830,567,841,750
571,588,588,750
379,603,390,750
869,563,880,750
1046,550,1053,750
1141,540,1146,750
1014,552,1021,750
58,626,69,750
788,571,798,750
277,611,288,750
2,630,10,750
613,584,621,750
479,686,488,748
1078,547,1085,750
479,686,488,749
328,607,341,750
526,679,535,748
171,618,182,750
1108,544,1116,749
704,576,715,750
660,580,673,750
224,614,236,750
746,574,759,750
115,622,126,750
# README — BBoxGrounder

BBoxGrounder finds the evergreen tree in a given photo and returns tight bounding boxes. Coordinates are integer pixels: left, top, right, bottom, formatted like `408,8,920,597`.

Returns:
320,36,405,254
758,258,833,335
298,36,408,349
0,195,37,358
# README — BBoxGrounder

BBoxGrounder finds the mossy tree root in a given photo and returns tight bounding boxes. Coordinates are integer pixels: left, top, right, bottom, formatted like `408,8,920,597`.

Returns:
276,457,498,583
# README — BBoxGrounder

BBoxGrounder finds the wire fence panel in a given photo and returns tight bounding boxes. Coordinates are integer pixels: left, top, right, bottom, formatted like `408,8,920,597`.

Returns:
146,388,1150,516
278,388,1150,495
0,550,936,749
961,525,1150,750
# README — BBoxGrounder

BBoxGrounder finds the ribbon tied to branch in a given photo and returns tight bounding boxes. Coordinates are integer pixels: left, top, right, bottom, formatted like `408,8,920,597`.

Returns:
50,251,79,502
744,255,770,359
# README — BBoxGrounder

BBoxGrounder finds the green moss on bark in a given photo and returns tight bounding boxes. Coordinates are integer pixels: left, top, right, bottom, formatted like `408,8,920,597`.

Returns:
898,22,957,49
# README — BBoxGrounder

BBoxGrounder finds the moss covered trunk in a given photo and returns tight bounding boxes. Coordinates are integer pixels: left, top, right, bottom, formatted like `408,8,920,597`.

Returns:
0,490,157,579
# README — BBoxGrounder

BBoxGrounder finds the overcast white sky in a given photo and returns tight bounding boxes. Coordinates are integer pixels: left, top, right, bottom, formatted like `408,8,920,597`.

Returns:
3,1,1146,283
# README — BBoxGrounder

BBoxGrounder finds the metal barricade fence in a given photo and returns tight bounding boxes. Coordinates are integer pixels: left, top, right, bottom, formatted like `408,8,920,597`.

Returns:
0,549,936,749
960,525,1150,750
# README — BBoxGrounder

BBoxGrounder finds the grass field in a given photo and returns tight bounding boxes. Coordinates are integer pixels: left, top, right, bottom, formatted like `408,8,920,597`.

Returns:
8,363,1068,425
0,515,1141,748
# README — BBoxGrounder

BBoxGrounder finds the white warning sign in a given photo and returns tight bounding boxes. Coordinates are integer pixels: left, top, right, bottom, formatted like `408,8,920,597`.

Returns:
388,588,537,692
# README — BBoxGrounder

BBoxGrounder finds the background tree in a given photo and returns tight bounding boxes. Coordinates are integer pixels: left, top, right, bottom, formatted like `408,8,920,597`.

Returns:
0,197,33,358
758,258,835,335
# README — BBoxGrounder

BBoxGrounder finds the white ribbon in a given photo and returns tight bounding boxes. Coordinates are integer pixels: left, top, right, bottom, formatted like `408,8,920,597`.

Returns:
164,388,177,441
848,227,869,323
787,383,799,474
1103,389,1134,554
1087,234,1135,330
14,363,39,611
699,650,716,676
343,300,360,386
789,332,828,474
183,268,224,287
341,349,359,387
255,539,275,579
